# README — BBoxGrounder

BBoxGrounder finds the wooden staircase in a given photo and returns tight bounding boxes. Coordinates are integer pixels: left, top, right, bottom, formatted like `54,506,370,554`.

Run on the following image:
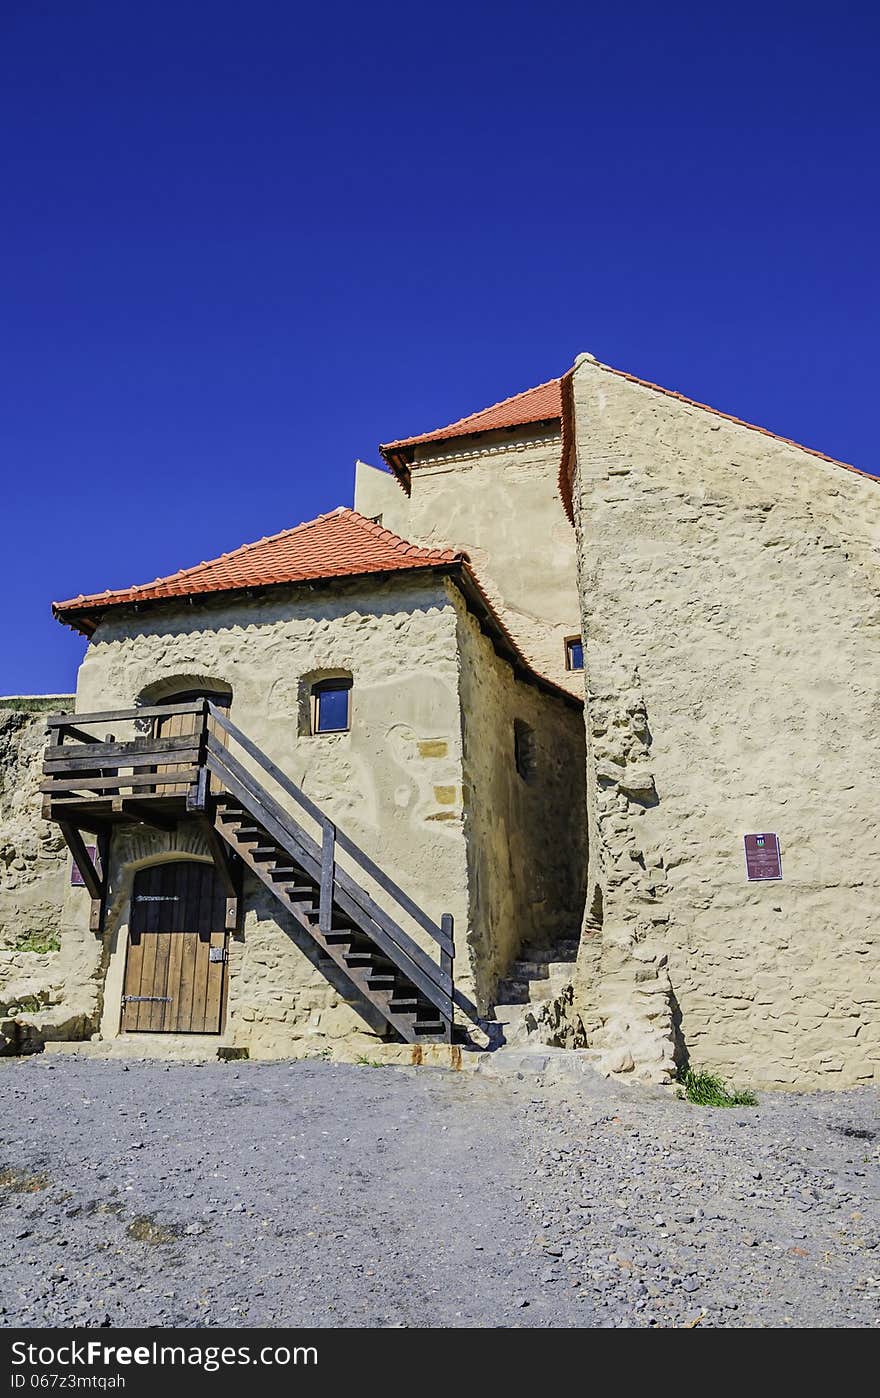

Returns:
213,798,452,1042
41,699,466,1046
201,706,459,1044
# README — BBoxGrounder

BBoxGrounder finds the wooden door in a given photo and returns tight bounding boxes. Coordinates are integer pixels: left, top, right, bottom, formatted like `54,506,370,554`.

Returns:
151,689,230,795
121,862,229,1033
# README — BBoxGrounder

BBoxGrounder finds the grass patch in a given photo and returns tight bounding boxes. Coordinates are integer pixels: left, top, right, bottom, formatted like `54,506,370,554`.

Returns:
0,696,74,713
355,1054,384,1067
0,1166,50,1193
677,1066,757,1108
13,931,60,954
2,995,45,1016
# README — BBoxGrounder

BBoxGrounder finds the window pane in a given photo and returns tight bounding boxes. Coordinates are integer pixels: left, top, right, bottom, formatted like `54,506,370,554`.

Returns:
316,685,350,732
567,639,584,671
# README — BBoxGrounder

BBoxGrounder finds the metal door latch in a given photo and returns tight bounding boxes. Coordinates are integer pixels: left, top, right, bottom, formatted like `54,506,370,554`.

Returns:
122,995,172,1003
209,947,228,963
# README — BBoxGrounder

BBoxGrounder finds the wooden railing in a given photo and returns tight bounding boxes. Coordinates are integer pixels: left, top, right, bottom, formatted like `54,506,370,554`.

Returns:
41,701,209,807
204,704,455,1021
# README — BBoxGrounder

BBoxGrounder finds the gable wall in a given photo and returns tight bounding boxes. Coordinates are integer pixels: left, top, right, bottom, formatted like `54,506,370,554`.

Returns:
569,356,880,1087
356,428,582,694
451,584,586,1008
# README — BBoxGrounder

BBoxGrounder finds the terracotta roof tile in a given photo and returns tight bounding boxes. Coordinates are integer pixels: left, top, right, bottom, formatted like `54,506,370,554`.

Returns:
54,508,461,635
381,377,562,491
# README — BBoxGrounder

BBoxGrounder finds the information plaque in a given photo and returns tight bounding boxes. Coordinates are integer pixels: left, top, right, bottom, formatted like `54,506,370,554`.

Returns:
744,832,782,881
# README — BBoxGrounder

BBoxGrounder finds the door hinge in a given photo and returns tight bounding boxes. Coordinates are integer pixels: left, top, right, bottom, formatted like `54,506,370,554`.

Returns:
123,995,172,1003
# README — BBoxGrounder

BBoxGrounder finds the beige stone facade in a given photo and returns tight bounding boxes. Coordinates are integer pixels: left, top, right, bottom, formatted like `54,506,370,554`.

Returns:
453,589,586,997
355,425,582,695
10,570,583,1056
0,701,82,1052
566,354,880,1088
5,352,877,1089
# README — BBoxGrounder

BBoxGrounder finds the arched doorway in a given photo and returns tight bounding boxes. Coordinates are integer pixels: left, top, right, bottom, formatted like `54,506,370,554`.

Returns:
121,861,229,1034
151,686,231,795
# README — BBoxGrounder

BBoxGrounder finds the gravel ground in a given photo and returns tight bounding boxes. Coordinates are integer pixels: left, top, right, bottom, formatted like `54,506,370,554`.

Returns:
1,1055,877,1328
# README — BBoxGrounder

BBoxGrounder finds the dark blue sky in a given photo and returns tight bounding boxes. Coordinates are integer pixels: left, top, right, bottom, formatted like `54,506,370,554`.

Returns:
3,1,878,693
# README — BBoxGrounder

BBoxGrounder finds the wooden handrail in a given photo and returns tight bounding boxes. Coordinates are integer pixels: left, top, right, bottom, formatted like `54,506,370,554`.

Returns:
47,700,208,729
44,735,202,770
205,736,452,1006
207,703,453,957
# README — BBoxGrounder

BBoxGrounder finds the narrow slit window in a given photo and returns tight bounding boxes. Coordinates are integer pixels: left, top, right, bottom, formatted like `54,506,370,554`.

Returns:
311,678,352,734
565,636,584,671
514,719,536,781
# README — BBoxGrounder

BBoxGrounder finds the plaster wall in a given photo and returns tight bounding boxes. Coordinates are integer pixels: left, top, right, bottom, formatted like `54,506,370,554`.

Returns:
569,355,880,1088
0,701,94,1052
356,428,582,694
353,461,412,540
453,589,587,1007
64,574,473,1056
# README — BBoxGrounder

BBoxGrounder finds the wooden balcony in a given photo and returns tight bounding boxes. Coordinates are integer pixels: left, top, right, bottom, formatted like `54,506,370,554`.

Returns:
41,700,212,832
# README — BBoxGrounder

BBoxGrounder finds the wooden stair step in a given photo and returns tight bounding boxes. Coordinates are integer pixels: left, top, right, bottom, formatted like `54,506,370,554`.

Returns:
211,770,455,1050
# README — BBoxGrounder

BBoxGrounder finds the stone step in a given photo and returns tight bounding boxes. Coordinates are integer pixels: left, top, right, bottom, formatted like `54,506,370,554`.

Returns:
547,961,577,979
490,1003,528,1025
44,1035,240,1062
494,983,531,1004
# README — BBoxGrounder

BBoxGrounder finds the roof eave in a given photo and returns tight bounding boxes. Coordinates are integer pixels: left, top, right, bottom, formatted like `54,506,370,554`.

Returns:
381,414,563,498
53,558,582,710
52,561,464,639
449,561,582,709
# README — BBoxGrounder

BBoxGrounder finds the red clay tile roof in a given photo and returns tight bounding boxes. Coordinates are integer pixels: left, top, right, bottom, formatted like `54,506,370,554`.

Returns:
53,508,461,636
52,506,580,707
381,377,563,491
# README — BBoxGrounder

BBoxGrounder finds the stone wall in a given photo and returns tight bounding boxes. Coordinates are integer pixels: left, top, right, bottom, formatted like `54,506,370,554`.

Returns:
453,587,587,1008
96,827,383,1056
356,426,583,694
568,355,880,1088
52,572,490,1056
0,698,99,1052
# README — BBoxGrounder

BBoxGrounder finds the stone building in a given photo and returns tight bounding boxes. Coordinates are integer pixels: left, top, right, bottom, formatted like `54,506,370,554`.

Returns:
24,508,584,1059
2,352,878,1087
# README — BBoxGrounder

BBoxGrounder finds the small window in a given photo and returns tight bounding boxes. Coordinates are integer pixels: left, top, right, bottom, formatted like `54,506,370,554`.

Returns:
514,719,536,781
369,513,383,526
310,678,352,735
565,636,584,671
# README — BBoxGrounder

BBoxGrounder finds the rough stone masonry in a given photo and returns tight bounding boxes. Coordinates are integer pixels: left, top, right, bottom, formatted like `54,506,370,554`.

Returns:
567,355,880,1089
0,699,83,1053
